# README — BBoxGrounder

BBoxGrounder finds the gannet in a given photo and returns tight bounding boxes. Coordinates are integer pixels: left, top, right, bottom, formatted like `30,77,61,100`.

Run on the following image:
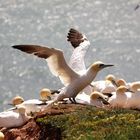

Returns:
73,91,109,107
0,106,30,128
9,89,53,114
108,86,130,108
125,83,140,109
91,74,117,96
0,131,4,140
12,39,113,105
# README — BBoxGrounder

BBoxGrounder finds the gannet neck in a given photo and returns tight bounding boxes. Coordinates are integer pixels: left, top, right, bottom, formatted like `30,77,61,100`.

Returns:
0,131,4,140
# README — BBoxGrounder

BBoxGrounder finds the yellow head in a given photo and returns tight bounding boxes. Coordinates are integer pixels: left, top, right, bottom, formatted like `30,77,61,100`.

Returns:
17,105,26,114
40,88,52,101
116,86,128,94
90,61,114,72
0,131,4,140
116,79,126,87
130,82,140,92
12,96,24,105
105,74,116,82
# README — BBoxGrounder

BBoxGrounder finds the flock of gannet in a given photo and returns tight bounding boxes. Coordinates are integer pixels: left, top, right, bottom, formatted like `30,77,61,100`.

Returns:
0,28,140,130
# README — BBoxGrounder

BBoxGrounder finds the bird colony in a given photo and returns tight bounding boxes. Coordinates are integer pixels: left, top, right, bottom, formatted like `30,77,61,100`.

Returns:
0,28,140,132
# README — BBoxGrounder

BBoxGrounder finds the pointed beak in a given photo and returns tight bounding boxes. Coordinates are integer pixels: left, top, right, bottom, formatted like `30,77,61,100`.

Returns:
7,106,17,111
98,97,110,105
103,64,114,68
126,88,134,93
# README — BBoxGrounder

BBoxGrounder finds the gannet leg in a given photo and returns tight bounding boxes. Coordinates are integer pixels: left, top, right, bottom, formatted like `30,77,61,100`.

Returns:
69,98,73,103
72,97,77,104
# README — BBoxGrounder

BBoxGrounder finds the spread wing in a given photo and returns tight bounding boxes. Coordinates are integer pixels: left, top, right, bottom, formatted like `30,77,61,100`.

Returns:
12,45,79,86
67,28,90,72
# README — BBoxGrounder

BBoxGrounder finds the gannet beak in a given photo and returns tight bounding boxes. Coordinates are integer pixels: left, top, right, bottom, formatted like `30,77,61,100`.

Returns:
103,64,114,68
126,88,134,93
98,97,110,105
7,106,17,111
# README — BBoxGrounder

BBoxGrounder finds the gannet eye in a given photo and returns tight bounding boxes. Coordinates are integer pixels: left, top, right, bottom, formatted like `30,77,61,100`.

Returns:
99,64,104,68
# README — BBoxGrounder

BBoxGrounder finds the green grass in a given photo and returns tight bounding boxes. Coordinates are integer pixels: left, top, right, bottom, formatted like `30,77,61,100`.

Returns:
37,105,140,140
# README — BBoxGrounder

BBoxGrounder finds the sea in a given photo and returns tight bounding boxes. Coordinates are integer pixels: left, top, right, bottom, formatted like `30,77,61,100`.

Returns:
0,0,140,111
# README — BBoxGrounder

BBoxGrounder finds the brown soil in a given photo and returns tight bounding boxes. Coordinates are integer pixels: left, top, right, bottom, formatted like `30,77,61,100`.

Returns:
1,104,85,140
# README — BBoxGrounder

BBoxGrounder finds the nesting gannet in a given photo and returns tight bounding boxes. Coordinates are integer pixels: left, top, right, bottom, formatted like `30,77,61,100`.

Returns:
125,83,140,109
9,89,52,115
108,86,130,108
0,131,4,140
91,74,117,96
0,106,30,128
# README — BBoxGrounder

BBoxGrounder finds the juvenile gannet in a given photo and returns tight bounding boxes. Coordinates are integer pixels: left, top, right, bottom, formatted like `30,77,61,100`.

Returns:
108,86,130,108
0,106,30,128
0,131,4,140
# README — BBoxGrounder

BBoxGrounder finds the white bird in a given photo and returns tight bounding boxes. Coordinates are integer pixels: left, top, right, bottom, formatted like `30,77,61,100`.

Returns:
0,106,30,128
73,91,109,107
108,86,130,108
125,83,140,110
12,33,113,105
91,74,117,96
9,88,52,115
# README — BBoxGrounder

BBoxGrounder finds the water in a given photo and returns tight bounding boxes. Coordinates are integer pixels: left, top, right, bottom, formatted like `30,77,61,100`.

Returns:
0,0,140,111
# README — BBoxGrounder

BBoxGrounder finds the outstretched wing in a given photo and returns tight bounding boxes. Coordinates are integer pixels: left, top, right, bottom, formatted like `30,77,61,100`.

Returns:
12,45,79,86
67,28,90,72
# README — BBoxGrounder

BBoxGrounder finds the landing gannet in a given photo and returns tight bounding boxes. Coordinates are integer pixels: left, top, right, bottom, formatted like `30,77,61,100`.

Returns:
12,39,113,105
0,106,30,128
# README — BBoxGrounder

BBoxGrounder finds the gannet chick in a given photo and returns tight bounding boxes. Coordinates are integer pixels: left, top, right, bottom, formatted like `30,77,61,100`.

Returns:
0,106,30,128
91,74,116,96
90,91,109,107
108,86,130,108
12,44,114,105
0,131,4,140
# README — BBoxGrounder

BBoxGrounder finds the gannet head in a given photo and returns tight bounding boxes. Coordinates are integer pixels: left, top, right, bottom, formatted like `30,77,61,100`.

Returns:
105,74,117,86
40,88,52,101
116,79,126,87
90,61,114,72
17,105,26,114
0,131,4,140
116,86,132,94
12,96,24,106
90,91,109,105
130,82,140,92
